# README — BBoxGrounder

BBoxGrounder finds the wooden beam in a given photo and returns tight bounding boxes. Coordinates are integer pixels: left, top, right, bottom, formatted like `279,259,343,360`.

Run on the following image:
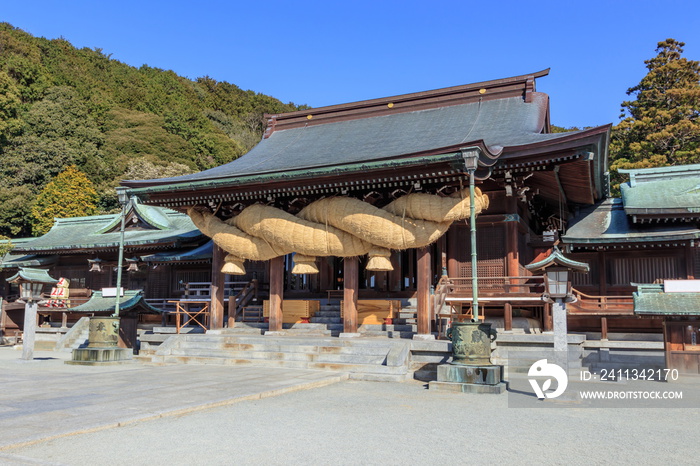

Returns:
343,257,359,333
210,244,225,330
417,248,431,335
268,255,284,332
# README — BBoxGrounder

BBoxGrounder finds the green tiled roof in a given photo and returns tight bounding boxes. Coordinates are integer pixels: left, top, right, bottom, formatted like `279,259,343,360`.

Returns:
525,246,589,272
7,267,59,285
13,201,202,253
563,199,700,244
69,289,162,314
619,164,700,217
634,284,700,316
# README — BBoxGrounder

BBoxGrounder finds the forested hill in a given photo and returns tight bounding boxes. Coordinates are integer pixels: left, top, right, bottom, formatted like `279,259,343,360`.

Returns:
0,22,307,237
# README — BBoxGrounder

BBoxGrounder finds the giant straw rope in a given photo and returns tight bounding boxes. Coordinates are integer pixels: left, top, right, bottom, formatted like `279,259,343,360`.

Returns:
188,188,489,275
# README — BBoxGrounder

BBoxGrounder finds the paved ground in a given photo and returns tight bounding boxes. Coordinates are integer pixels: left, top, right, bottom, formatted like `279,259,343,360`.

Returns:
1,346,699,465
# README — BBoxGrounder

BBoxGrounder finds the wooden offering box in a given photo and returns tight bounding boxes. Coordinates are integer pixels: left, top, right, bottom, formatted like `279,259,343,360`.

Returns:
263,300,320,324
341,299,401,325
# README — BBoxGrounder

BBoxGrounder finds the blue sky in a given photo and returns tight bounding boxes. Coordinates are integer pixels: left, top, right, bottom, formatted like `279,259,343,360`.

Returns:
2,0,698,129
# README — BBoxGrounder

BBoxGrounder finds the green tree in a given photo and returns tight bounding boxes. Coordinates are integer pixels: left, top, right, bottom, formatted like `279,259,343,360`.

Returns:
0,234,12,257
610,39,700,192
31,165,99,235
0,185,34,237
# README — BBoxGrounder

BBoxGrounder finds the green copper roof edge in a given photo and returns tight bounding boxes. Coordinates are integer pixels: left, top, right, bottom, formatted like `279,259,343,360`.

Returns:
562,230,700,244
618,163,700,175
14,237,186,253
125,152,465,198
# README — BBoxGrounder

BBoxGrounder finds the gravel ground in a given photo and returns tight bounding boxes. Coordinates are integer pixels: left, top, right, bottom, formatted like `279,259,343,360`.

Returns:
3,376,699,466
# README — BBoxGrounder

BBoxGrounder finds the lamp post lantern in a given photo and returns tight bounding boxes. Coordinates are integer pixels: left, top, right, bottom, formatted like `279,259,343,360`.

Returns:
7,268,58,361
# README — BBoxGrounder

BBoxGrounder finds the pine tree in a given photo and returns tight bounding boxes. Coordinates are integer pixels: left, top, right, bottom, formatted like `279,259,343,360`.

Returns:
609,39,700,193
31,165,99,236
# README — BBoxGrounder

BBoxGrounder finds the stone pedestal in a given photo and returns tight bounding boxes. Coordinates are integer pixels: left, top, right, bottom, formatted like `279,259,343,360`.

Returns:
429,364,507,394
552,299,569,373
66,316,132,365
20,302,37,361
66,347,133,365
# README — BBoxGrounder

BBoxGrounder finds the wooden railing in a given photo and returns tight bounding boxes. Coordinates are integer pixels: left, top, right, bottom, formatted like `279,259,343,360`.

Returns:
438,276,546,297
179,281,253,299
228,279,258,326
568,288,634,315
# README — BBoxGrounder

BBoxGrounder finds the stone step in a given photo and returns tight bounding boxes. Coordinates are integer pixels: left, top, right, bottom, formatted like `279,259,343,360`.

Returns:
310,317,342,324
169,348,388,365
314,310,341,317
358,331,417,339
359,324,417,332
151,354,409,381
175,335,402,350
180,340,393,355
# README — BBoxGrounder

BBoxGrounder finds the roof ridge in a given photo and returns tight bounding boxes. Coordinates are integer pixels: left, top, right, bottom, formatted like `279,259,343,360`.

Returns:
263,70,550,137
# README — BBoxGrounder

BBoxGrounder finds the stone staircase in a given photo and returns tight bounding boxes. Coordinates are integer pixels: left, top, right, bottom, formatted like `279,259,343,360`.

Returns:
142,333,412,382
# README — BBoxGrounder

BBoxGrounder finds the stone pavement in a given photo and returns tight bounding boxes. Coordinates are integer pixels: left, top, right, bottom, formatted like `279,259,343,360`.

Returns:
1,346,699,465
0,347,345,451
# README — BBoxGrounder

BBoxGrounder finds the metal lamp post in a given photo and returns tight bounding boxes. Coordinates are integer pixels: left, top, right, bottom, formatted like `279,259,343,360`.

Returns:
443,149,497,366
7,268,58,361
69,188,134,364
462,150,480,322
113,187,130,317
85,187,130,349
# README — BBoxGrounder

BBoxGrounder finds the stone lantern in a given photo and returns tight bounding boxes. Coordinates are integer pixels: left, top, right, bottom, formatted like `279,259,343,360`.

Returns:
7,267,58,361
525,246,589,373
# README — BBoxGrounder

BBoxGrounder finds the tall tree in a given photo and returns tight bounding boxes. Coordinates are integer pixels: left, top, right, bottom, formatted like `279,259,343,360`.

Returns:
31,165,99,236
609,39,700,192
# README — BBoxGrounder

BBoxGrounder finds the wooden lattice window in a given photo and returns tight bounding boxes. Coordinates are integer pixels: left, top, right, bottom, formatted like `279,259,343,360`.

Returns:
456,225,505,289
609,255,683,286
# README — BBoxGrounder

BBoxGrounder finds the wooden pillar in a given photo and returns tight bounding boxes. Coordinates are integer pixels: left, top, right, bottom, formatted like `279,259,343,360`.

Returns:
504,196,519,332
268,255,284,333
343,257,358,333
438,234,448,277
388,252,402,292
543,302,552,331
210,244,225,329
686,243,695,279
447,226,459,277
504,302,513,332
417,248,431,335
601,316,609,340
